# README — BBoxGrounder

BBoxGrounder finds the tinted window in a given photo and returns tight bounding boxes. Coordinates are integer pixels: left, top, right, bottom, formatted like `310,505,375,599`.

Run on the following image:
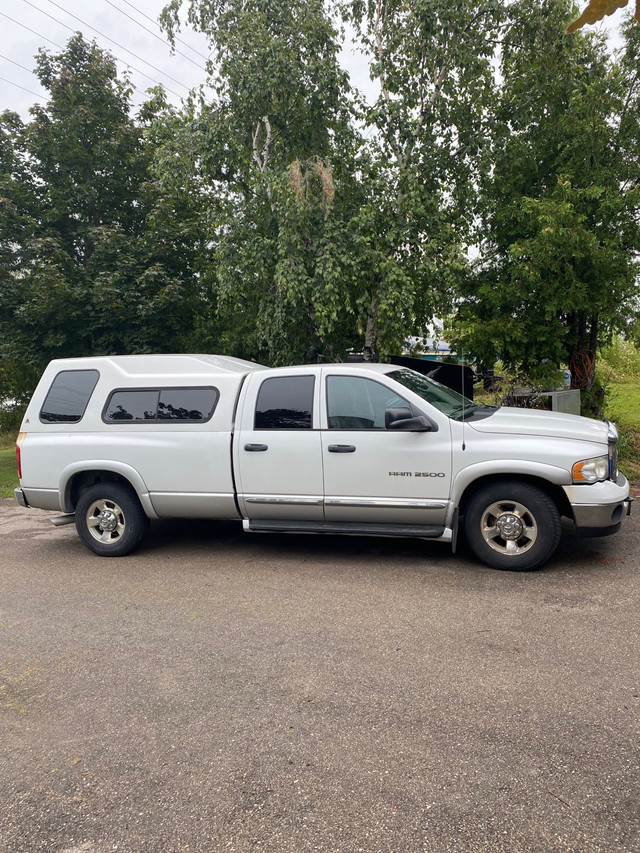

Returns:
158,388,218,421
327,375,410,430
104,387,218,423
105,390,159,421
254,376,314,429
40,370,99,423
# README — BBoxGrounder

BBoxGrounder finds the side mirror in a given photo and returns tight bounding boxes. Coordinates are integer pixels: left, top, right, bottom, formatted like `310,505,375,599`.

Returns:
386,407,432,432
385,406,412,428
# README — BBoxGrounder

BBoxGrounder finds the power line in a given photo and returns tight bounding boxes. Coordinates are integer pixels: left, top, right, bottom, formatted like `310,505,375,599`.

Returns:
117,0,210,63
1,9,179,105
0,74,46,100
39,0,191,90
0,10,65,51
102,0,207,71
0,54,38,75
18,0,187,99
35,0,194,91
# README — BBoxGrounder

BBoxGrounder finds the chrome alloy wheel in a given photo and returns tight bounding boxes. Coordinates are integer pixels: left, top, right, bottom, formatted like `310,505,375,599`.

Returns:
85,498,126,545
481,500,538,557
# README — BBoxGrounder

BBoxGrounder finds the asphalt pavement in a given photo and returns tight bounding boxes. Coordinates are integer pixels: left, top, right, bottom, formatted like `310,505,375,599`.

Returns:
1,497,639,853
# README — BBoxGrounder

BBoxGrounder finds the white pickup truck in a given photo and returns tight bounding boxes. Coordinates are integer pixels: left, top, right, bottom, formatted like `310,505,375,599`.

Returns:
14,354,631,571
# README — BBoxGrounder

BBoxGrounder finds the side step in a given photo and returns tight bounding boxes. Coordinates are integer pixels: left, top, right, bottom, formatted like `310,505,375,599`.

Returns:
243,519,450,541
51,514,75,527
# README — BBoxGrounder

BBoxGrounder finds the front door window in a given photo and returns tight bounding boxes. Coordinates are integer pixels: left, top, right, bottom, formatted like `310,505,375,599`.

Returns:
327,375,410,430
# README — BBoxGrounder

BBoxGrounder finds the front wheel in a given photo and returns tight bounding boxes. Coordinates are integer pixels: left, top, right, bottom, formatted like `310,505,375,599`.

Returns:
463,482,561,571
75,482,150,557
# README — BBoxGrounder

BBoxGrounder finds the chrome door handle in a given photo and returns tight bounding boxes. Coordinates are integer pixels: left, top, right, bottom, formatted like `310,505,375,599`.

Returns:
328,444,356,453
244,443,268,452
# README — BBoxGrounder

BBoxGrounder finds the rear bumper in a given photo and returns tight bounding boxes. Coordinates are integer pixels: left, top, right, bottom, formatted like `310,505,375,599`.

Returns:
14,486,62,511
14,487,29,508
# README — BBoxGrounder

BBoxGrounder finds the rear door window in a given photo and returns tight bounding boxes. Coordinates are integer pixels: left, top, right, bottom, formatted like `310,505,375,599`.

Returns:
254,376,315,429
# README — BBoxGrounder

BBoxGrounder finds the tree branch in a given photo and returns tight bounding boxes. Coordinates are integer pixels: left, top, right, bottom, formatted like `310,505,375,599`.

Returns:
374,0,405,169
252,115,272,173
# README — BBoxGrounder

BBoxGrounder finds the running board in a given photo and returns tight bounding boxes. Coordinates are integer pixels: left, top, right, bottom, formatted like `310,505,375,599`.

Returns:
243,519,451,541
51,514,75,527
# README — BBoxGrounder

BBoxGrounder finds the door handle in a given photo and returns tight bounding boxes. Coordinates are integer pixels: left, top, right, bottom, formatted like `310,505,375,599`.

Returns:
328,444,356,453
244,443,269,452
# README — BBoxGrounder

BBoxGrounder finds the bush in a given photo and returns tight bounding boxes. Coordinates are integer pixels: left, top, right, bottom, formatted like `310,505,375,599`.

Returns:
0,402,26,433
0,358,36,432
599,337,640,383
476,362,566,409
598,338,640,483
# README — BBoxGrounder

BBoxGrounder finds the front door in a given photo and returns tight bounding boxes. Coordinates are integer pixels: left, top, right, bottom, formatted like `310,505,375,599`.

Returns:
321,372,452,526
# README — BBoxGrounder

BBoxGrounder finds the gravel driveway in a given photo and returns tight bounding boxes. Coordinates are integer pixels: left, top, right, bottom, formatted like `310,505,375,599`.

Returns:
1,497,639,853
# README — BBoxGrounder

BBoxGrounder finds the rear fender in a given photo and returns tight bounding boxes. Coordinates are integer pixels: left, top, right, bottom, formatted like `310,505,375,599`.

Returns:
59,461,157,518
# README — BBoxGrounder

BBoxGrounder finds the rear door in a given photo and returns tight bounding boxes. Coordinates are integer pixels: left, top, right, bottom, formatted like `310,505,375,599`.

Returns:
234,369,324,520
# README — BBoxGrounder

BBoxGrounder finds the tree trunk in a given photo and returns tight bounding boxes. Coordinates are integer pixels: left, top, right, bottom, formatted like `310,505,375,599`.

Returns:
363,293,377,362
568,313,602,417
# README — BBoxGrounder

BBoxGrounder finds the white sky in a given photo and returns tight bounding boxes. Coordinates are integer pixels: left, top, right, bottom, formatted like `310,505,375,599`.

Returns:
1,0,214,117
0,0,631,122
0,0,377,120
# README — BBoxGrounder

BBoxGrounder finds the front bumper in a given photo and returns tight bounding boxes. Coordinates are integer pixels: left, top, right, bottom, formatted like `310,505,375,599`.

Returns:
563,475,632,537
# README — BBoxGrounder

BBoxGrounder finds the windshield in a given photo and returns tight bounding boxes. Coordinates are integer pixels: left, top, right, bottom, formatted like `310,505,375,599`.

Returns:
387,368,480,420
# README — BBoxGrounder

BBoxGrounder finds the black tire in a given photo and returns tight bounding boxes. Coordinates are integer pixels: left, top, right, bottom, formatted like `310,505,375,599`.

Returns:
75,482,150,557
463,481,561,571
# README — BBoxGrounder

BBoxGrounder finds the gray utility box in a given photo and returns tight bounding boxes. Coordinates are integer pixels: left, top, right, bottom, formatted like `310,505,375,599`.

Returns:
543,389,581,415
512,388,581,415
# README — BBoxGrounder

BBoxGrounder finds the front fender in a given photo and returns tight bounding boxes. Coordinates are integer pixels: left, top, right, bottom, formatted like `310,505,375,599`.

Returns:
59,460,158,519
448,459,571,523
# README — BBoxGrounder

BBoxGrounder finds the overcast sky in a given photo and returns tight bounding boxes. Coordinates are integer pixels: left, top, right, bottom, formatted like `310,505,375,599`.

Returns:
0,0,630,123
0,0,378,120
1,0,214,117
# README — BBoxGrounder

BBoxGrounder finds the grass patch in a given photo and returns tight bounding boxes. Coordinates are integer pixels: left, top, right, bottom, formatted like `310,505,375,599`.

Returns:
605,382,640,429
599,339,640,484
0,433,18,499
604,382,640,485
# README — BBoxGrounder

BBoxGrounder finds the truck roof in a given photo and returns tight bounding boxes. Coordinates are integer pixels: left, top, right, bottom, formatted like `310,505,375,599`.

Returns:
41,355,410,378
43,354,267,380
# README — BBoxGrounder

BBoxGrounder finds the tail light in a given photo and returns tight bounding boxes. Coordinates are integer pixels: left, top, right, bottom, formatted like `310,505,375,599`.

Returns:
16,432,25,480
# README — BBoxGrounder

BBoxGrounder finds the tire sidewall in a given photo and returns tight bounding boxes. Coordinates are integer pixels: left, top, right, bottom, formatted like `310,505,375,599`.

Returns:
464,481,561,571
75,482,149,557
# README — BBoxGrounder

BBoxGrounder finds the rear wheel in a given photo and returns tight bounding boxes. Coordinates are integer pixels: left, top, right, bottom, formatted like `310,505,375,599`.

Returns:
75,482,149,557
464,481,561,571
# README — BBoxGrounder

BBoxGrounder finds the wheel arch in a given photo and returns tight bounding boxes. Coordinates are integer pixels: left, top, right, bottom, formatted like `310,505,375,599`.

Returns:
60,462,157,518
457,472,573,522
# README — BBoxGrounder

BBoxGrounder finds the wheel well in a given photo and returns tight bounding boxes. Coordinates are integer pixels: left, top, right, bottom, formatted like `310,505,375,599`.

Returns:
458,474,572,520
68,470,132,510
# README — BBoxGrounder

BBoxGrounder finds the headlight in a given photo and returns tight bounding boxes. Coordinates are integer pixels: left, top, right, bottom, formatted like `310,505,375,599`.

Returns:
572,455,609,483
